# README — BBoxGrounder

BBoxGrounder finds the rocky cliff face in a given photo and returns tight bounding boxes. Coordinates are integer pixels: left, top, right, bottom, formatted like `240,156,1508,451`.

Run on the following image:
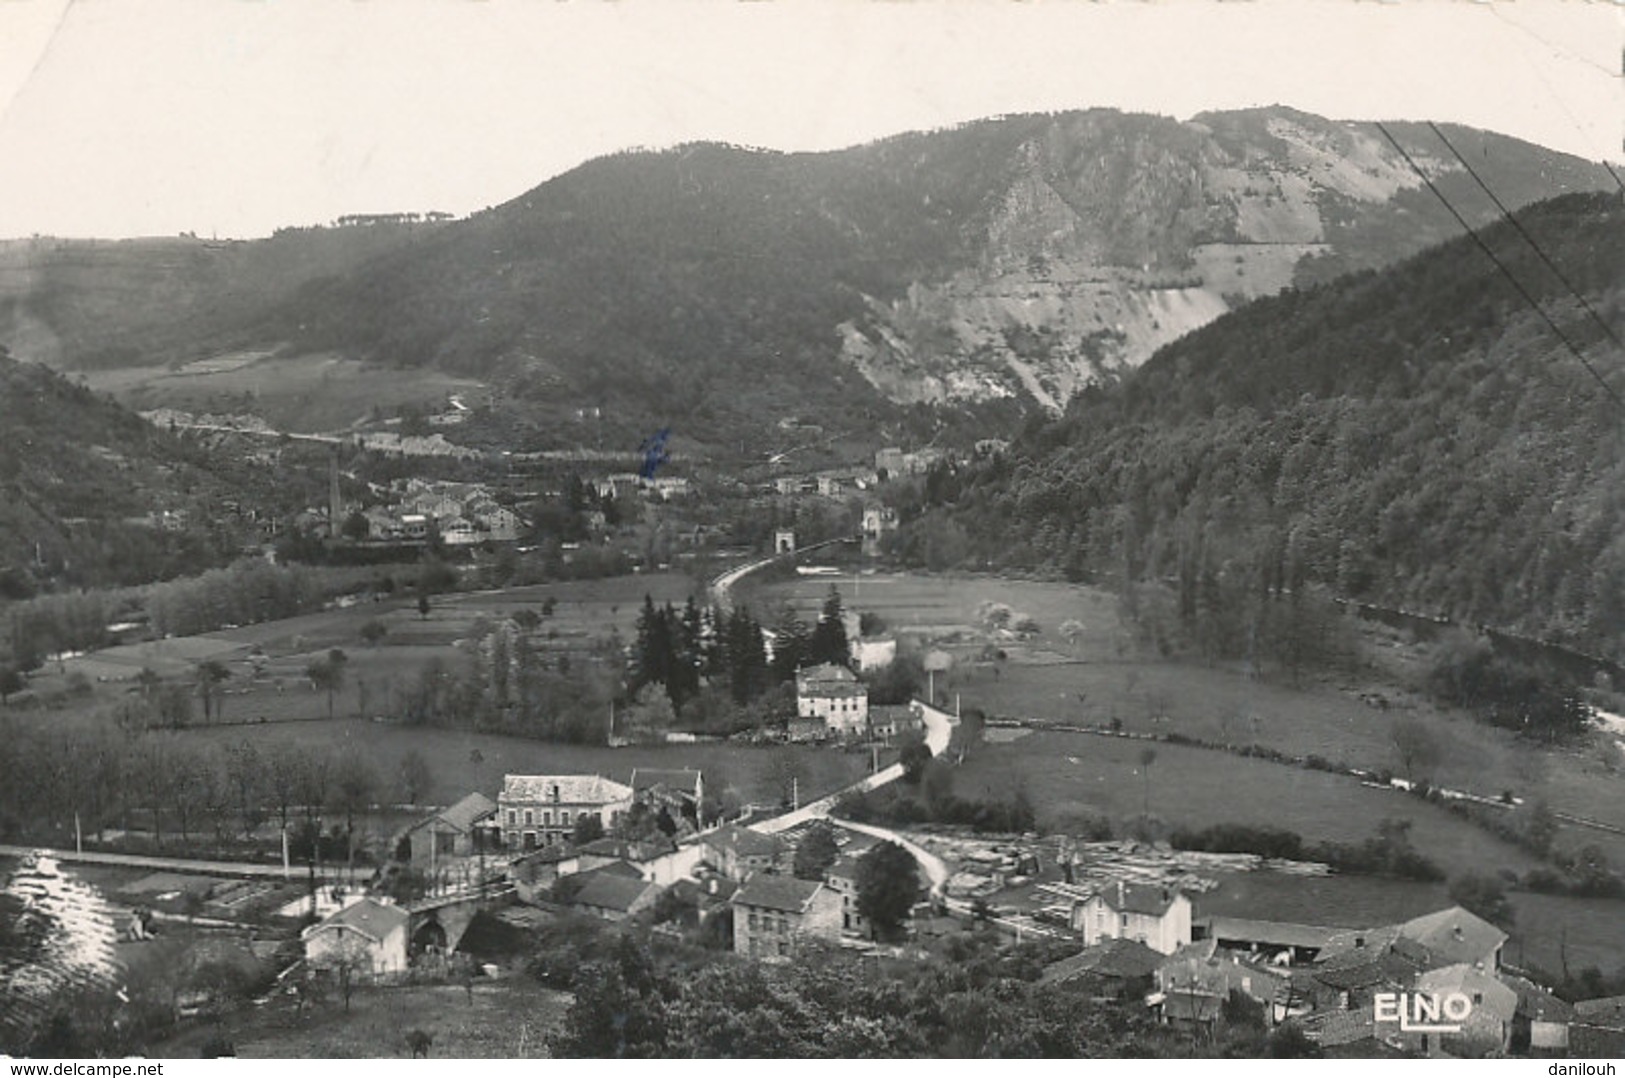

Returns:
836,109,1568,411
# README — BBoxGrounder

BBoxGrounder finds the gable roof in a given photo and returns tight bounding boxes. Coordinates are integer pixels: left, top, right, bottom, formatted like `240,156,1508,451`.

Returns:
1042,938,1164,984
1300,1007,1381,1048
305,898,408,943
797,663,857,685
1395,906,1507,967
705,824,783,859
572,872,659,914
1204,915,1339,952
577,836,678,863
1414,963,1518,1024
630,768,703,796
1092,881,1184,917
501,774,634,804
434,792,497,833
734,874,826,914
1499,972,1576,1024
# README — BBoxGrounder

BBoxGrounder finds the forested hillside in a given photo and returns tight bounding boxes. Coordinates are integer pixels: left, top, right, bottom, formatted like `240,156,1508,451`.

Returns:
914,192,1625,660
249,109,1611,444
0,352,257,594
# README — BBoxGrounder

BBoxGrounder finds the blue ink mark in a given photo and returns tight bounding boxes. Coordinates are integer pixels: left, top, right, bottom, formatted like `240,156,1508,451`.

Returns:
638,428,672,479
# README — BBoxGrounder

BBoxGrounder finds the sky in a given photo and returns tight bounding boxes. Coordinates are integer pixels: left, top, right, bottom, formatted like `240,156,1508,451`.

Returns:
0,0,1618,239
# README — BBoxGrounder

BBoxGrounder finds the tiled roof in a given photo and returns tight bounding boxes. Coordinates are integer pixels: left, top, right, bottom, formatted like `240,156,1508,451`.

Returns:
1042,939,1163,984
1417,964,1518,1024
501,774,634,804
706,824,784,859
511,843,574,866
306,898,407,942
572,873,659,914
1300,1008,1380,1048
734,874,825,914
797,663,857,685
1574,996,1625,1029
1205,916,1339,951
1396,906,1507,967
1095,881,1183,917
630,768,703,795
436,792,497,833
1499,972,1575,1024
578,836,677,862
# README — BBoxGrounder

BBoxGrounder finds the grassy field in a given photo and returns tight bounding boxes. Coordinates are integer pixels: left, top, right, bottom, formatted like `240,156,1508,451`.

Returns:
155,979,569,1058
951,728,1543,880
57,571,706,724
752,572,1625,864
83,352,488,434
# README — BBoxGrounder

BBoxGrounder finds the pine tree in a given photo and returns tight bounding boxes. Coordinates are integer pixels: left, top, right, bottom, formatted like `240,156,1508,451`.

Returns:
769,602,810,685
808,585,850,667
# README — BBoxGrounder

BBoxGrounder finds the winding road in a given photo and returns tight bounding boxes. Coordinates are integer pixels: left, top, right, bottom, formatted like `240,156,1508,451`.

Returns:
750,699,957,896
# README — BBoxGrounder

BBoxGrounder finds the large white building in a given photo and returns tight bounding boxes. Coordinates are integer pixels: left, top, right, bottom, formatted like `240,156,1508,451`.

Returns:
498,774,635,850
1071,882,1193,955
796,663,869,737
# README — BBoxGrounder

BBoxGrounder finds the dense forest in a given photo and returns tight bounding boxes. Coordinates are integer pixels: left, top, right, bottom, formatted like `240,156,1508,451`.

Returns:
0,351,256,592
905,192,1625,661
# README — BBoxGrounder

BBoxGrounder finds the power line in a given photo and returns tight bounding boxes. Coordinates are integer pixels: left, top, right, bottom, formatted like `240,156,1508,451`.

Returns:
1374,121,1625,416
1426,121,1625,361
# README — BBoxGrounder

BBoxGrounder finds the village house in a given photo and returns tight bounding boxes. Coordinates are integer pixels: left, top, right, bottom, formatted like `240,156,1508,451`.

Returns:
1070,881,1193,955
395,792,497,875
1308,905,1507,1015
701,824,784,882
1413,963,1518,1057
850,635,897,672
301,897,409,977
868,703,924,744
732,874,843,960
825,855,869,938
507,843,574,904
1571,996,1625,1057
498,774,635,850
1500,972,1575,1055
438,515,480,545
630,767,704,826
1199,915,1338,966
570,871,663,923
1149,939,1296,1030
796,663,869,738
1040,938,1164,999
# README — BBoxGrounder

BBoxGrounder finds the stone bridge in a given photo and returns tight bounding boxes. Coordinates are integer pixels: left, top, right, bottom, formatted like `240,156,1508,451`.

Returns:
405,885,513,954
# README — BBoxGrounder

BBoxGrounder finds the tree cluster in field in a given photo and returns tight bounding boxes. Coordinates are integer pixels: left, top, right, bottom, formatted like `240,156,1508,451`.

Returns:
888,194,1625,665
1168,818,1445,882
539,920,1320,1059
627,585,864,728
0,716,426,865
837,756,1037,836
1425,630,1596,742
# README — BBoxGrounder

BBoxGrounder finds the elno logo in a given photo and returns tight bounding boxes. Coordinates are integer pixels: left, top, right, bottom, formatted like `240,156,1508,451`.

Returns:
1373,991,1473,1033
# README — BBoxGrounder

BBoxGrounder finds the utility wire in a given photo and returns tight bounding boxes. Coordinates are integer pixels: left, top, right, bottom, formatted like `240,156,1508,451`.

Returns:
1427,120,1625,360
1375,121,1625,415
